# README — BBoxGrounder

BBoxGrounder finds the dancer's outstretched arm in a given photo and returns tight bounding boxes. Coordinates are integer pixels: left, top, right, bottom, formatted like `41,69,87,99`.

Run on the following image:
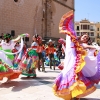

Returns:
12,33,29,43
82,43,100,50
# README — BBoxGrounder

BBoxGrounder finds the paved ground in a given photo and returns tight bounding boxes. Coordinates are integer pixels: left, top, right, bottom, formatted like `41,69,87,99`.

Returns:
0,67,100,100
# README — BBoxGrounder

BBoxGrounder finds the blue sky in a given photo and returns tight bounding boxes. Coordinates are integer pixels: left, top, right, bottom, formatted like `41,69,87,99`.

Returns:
75,0,100,22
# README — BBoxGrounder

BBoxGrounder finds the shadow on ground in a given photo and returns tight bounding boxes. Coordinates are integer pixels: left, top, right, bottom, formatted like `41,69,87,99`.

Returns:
80,98,100,100
0,78,53,92
35,76,56,80
21,76,55,87
45,70,60,73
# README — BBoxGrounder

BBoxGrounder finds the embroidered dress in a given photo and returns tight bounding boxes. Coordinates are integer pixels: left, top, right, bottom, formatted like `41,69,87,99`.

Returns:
19,42,38,77
45,53,60,66
53,10,100,100
0,40,21,81
13,46,27,69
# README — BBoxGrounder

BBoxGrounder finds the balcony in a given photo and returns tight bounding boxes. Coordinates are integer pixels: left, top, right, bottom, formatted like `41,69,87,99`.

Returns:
90,29,95,31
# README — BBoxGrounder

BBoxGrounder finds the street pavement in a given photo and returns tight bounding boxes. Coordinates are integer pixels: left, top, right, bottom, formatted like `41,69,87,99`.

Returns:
0,66,100,100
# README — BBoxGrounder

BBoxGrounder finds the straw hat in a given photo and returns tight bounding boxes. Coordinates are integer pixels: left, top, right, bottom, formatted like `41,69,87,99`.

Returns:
47,39,55,44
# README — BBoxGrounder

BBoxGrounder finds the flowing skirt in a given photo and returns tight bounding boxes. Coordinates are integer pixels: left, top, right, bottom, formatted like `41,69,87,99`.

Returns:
45,53,61,66
13,49,25,69
0,51,21,81
18,50,38,77
53,35,100,100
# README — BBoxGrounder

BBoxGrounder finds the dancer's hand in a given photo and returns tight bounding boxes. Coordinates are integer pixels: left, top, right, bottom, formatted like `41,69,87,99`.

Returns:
24,33,30,37
20,33,30,37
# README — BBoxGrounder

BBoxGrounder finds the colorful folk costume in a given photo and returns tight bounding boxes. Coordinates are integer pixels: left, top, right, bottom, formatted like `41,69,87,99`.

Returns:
13,43,27,69
45,39,58,70
36,36,45,72
19,35,39,77
52,10,100,100
45,53,60,67
0,33,27,81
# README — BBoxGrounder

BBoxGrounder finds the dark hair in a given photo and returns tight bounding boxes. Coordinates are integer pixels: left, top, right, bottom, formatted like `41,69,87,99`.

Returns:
15,42,19,46
33,34,39,38
33,34,43,43
77,33,91,44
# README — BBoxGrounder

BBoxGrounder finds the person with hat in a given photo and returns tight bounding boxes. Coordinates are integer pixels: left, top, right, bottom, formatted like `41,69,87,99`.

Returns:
46,39,56,70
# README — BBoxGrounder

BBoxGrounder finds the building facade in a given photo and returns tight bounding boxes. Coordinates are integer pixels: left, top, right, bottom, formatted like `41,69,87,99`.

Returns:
75,19,96,42
0,0,74,44
95,22,100,45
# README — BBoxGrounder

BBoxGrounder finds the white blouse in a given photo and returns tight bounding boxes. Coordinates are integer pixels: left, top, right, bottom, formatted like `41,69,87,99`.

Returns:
1,40,16,50
31,42,38,50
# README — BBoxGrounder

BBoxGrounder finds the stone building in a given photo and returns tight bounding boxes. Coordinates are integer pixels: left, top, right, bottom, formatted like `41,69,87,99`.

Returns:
75,19,96,42
95,22,100,45
0,0,74,44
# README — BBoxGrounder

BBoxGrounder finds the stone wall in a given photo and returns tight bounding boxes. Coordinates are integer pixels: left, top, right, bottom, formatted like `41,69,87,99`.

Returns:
0,0,74,44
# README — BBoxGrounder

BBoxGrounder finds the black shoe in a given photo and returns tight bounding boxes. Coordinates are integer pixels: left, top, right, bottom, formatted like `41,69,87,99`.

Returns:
53,66,55,70
42,70,46,73
50,66,52,69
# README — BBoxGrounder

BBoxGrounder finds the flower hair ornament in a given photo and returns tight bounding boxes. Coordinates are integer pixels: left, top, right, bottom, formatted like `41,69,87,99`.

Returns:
4,33,11,39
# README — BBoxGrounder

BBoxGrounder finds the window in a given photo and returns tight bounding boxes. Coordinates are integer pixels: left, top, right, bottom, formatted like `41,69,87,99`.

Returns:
97,33,100,38
91,32,94,36
81,25,82,29
97,33,99,36
77,32,80,36
88,25,90,30
97,28,99,31
76,26,79,30
14,0,18,2
83,25,88,30
90,26,94,31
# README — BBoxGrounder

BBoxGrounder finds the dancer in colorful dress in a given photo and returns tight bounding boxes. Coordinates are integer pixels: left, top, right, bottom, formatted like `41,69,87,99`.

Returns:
0,33,29,81
19,34,39,78
53,10,100,100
